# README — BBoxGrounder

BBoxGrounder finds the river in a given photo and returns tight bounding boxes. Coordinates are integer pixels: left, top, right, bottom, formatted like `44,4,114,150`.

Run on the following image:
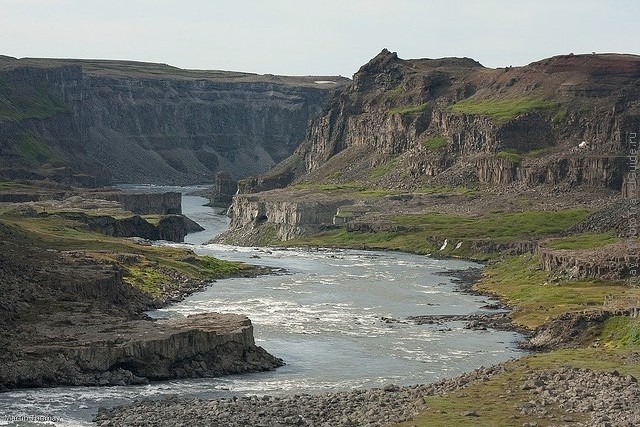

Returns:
0,189,526,426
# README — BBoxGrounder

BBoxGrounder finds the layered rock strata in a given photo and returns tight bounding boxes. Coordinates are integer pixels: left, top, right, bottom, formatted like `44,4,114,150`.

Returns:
0,57,346,184
0,313,282,389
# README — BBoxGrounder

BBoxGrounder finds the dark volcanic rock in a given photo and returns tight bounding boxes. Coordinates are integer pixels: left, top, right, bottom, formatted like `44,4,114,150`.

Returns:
0,57,348,185
0,313,282,389
0,218,279,392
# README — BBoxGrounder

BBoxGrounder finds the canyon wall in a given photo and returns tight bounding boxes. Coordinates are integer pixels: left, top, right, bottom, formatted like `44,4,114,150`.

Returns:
0,57,346,185
227,51,640,244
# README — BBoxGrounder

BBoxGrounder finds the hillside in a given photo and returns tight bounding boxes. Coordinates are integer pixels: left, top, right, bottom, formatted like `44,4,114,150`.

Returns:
0,56,347,185
219,49,640,248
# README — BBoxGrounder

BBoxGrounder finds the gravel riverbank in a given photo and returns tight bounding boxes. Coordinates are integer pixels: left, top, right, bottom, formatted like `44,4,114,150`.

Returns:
94,365,506,427
93,363,640,426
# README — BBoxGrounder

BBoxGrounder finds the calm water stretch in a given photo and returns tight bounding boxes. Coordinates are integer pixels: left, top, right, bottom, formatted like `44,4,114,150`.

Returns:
0,188,526,426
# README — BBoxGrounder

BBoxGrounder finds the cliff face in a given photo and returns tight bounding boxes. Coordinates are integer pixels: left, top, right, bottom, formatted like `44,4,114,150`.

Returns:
218,191,349,243
245,50,640,193
0,57,346,185
224,50,640,245
0,312,282,389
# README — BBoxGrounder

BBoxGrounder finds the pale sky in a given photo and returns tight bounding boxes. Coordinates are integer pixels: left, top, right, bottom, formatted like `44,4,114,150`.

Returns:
1,0,638,77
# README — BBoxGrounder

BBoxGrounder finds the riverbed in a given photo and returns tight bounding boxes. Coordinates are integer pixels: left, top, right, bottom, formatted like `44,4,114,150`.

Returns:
0,190,526,426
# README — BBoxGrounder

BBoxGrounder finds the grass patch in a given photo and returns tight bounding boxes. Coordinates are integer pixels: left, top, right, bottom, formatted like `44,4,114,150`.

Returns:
0,88,70,121
415,186,476,196
600,317,640,348
496,149,522,165
0,215,249,299
0,180,43,192
14,133,64,165
392,209,590,243
255,224,278,246
552,107,568,125
292,182,389,198
389,102,429,115
324,171,343,180
421,135,448,151
124,266,171,297
476,254,634,328
370,159,398,179
394,347,639,427
448,97,559,124
545,233,620,250
291,209,591,261
526,147,553,157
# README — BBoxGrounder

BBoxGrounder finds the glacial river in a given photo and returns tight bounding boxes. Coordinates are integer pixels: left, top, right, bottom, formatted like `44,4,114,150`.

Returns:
0,189,526,426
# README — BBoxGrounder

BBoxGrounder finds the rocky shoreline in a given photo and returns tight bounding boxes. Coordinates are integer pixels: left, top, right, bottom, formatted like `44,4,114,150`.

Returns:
94,365,505,427
0,214,282,391
91,261,639,426
93,363,640,426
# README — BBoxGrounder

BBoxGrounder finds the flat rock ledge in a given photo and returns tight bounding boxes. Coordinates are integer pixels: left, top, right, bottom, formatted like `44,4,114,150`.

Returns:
0,313,282,389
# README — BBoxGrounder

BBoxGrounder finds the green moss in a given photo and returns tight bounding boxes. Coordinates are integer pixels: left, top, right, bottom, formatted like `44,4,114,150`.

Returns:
0,180,41,192
14,133,64,165
392,209,590,242
1,215,249,299
0,88,70,121
369,159,398,179
388,102,429,115
448,97,559,124
415,186,476,196
552,107,568,124
496,149,522,165
421,135,448,151
476,254,633,328
325,171,343,180
526,147,552,157
292,209,591,261
546,233,620,250
600,317,640,348
124,266,171,297
255,224,278,246
292,182,389,198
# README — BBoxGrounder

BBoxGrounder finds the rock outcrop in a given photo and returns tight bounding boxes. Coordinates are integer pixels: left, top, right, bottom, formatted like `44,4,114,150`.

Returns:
216,190,348,243
0,313,282,389
224,51,639,244
0,217,281,391
0,57,347,185
246,50,639,193
539,242,631,280
92,191,182,215
61,212,202,243
521,309,639,350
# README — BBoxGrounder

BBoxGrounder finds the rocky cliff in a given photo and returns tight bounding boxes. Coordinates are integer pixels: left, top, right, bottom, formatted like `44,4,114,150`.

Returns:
0,56,346,185
245,50,640,193
0,218,281,391
222,50,640,245
0,313,282,389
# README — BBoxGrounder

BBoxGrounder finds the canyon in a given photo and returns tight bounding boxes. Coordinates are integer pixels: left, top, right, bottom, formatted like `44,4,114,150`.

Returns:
0,56,346,185
1,50,639,425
